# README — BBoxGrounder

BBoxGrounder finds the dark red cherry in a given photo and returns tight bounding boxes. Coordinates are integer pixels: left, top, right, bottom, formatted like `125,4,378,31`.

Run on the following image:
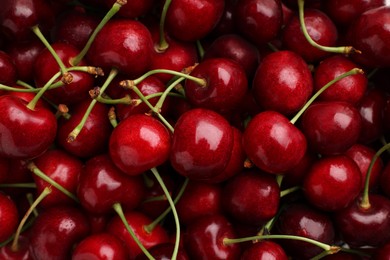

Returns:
222,170,280,225
185,58,248,115
0,159,33,197
72,233,128,260
313,55,367,105
303,155,362,211
375,241,390,260
104,0,153,19
334,194,390,248
109,114,171,176
211,0,239,37
275,203,335,259
136,243,189,260
165,0,225,42
300,101,362,155
87,19,154,78
0,192,19,243
28,206,90,260
282,151,316,189
234,0,283,45
252,50,313,116
184,214,241,260
0,233,32,260
0,95,57,159
32,149,83,208
77,154,145,215
242,110,307,174
0,50,17,86
170,108,234,180
240,240,288,260
282,8,338,62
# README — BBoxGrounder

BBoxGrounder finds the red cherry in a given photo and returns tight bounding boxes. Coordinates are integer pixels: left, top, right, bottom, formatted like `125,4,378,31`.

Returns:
0,50,17,86
0,233,31,260
135,243,190,260
77,154,145,215
0,95,57,159
252,50,313,115
104,0,154,19
170,108,234,180
72,233,129,260
240,240,288,260
303,155,362,211
375,241,390,259
0,192,19,243
242,110,307,174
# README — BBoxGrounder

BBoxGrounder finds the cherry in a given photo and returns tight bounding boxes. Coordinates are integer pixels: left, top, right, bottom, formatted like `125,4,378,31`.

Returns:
135,243,189,260
183,214,241,259
375,241,390,259
234,0,283,46
282,151,316,189
313,55,367,105
303,155,362,212
165,0,225,42
87,19,154,78
275,203,335,259
0,95,57,159
71,232,129,260
210,0,238,37
170,108,234,180
0,192,19,243
0,233,31,260
77,154,145,215
0,159,34,198
28,206,90,260
240,240,288,260
0,50,17,86
104,0,154,19
300,101,362,155
252,50,313,116
109,114,171,176
184,57,248,115
242,110,307,174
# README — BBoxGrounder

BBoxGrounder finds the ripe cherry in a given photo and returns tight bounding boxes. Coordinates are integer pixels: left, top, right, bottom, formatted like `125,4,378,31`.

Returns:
240,240,288,260
0,192,19,244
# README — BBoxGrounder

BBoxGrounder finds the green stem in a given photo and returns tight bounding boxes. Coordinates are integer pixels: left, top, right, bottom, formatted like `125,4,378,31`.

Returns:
142,194,167,204
112,203,155,260
290,68,363,124
280,186,301,197
26,193,39,218
196,40,205,59
27,71,62,110
95,94,133,105
0,183,36,189
156,0,172,51
154,76,185,112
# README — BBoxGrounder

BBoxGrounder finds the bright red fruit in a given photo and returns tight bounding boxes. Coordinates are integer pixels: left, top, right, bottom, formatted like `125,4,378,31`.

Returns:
0,192,18,243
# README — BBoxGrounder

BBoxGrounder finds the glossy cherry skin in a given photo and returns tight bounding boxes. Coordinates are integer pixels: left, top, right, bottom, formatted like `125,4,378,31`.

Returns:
28,206,90,260
0,50,17,86
333,194,390,248
300,101,362,155
109,114,171,176
32,149,83,208
313,55,367,105
275,203,335,259
184,214,241,260
282,8,338,62
347,6,390,68
170,108,234,180
222,170,280,225
71,232,129,260
77,154,145,215
252,50,313,115
0,192,19,243
0,95,57,159
135,243,189,260
240,241,288,260
234,0,283,45
185,58,248,115
87,19,154,78
165,0,225,42
0,233,32,260
106,211,169,259
242,111,307,174
303,155,362,211
57,99,112,159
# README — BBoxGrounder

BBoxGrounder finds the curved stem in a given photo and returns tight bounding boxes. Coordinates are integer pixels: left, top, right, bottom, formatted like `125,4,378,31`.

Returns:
27,71,62,110
156,0,172,51
154,76,186,112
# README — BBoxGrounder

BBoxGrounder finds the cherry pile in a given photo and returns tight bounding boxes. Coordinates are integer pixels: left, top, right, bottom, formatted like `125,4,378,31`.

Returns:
1,0,390,259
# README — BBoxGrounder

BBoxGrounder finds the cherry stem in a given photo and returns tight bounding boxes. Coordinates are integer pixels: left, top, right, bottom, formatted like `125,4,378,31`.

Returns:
290,68,363,124
156,0,172,51
27,71,62,110
71,0,127,66
27,162,79,203
112,203,155,260
108,106,118,128
94,94,133,105
196,40,205,59
0,81,63,93
149,167,180,260
154,76,186,113
0,183,36,188
142,194,167,204
361,142,390,209
297,0,359,55
68,67,118,142
280,186,301,197
11,187,52,252
26,193,39,218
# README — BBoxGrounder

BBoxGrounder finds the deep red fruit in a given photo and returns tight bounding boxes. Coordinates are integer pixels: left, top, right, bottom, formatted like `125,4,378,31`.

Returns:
105,0,153,19
77,154,145,215
0,233,31,260
184,214,241,260
222,170,280,225
252,50,313,115
165,0,225,42
170,108,234,180
375,241,390,260
242,111,307,174
0,192,19,243
303,155,362,211
185,58,248,115
0,50,17,86
135,243,190,260
109,114,171,176
234,0,283,45
300,101,362,155
72,233,128,260
240,241,288,260
0,95,57,159
87,19,154,78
